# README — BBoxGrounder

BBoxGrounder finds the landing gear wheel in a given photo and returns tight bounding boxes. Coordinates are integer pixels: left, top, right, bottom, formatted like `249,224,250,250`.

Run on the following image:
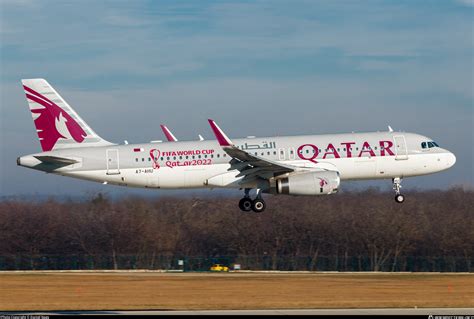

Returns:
392,177,404,204
251,199,266,213
395,194,405,203
239,198,253,212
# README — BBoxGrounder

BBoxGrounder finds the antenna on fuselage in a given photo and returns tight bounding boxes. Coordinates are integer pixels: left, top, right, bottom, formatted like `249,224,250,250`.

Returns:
198,134,205,141
388,126,394,132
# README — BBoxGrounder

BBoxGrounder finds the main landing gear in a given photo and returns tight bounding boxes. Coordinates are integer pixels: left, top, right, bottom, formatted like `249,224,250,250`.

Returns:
238,188,266,213
393,177,405,203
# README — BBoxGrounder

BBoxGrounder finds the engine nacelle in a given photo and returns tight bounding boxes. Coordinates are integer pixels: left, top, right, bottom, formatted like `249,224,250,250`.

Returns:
276,170,340,195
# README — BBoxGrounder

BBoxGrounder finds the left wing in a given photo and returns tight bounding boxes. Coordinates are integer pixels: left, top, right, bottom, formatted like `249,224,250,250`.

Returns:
160,124,178,142
208,119,296,185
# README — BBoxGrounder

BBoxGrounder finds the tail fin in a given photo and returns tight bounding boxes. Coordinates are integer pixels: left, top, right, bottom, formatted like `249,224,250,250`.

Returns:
21,79,113,151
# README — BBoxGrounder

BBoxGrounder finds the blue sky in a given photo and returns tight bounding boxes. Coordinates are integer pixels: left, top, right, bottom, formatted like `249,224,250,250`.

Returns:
1,0,473,197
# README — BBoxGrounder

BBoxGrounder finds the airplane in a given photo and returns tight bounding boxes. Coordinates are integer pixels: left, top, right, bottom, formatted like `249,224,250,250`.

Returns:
17,79,456,212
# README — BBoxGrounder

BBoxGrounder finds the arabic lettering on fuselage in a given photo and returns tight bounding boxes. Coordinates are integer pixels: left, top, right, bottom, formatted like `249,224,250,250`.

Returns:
239,141,276,150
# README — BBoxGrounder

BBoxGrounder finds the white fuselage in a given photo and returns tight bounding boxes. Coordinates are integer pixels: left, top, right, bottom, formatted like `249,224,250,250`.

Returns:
18,131,456,191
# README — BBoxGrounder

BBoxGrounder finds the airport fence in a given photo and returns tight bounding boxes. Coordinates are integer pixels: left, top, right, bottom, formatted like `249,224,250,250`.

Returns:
0,254,472,272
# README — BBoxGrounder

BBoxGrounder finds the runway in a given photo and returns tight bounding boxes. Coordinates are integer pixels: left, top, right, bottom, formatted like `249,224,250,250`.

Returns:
2,272,474,312
6,308,474,316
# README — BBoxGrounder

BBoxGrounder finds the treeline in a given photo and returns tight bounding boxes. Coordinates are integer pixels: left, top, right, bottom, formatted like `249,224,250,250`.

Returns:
0,188,472,272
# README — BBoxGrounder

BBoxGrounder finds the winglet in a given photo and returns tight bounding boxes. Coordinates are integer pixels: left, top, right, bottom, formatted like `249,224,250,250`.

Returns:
208,119,233,147
160,124,178,142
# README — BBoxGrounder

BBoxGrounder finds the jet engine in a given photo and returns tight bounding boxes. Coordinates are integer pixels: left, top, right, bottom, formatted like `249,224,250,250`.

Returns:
275,170,340,195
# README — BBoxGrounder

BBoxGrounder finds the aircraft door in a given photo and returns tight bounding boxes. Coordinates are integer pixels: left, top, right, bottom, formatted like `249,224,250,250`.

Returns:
393,135,408,160
106,149,120,174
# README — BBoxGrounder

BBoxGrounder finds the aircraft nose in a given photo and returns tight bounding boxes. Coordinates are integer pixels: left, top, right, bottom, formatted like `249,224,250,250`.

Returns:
446,152,456,168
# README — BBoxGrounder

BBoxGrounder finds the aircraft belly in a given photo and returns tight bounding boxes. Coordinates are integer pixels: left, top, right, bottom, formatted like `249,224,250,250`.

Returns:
193,164,230,188
153,167,184,188
160,164,230,188
324,158,377,180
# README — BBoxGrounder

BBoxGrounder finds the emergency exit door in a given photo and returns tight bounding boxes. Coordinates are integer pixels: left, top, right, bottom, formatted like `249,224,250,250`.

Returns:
106,149,120,174
393,135,408,160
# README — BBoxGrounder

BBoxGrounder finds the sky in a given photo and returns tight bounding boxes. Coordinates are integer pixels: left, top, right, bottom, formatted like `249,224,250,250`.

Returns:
0,0,473,198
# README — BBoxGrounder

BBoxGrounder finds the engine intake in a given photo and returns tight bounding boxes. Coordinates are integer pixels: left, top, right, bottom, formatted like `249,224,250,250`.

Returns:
276,171,340,195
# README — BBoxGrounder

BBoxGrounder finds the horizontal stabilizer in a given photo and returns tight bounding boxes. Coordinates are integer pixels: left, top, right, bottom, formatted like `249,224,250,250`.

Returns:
34,155,78,165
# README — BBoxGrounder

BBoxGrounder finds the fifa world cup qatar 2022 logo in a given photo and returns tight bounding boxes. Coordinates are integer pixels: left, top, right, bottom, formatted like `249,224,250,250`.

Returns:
149,149,161,169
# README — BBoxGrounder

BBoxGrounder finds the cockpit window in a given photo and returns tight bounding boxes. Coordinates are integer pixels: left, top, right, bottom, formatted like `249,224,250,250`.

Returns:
422,141,439,149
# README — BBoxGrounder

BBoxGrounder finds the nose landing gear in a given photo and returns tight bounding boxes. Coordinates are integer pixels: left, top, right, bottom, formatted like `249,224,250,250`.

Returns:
393,177,405,203
238,188,266,213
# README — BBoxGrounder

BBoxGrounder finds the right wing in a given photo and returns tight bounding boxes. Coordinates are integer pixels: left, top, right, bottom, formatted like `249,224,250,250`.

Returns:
208,119,301,185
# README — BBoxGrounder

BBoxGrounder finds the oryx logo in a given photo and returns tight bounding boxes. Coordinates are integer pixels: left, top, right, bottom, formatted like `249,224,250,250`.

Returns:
318,178,328,193
319,178,328,188
24,85,87,151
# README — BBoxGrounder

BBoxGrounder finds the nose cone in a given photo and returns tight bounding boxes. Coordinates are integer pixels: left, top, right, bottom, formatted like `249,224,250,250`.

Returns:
446,152,456,168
